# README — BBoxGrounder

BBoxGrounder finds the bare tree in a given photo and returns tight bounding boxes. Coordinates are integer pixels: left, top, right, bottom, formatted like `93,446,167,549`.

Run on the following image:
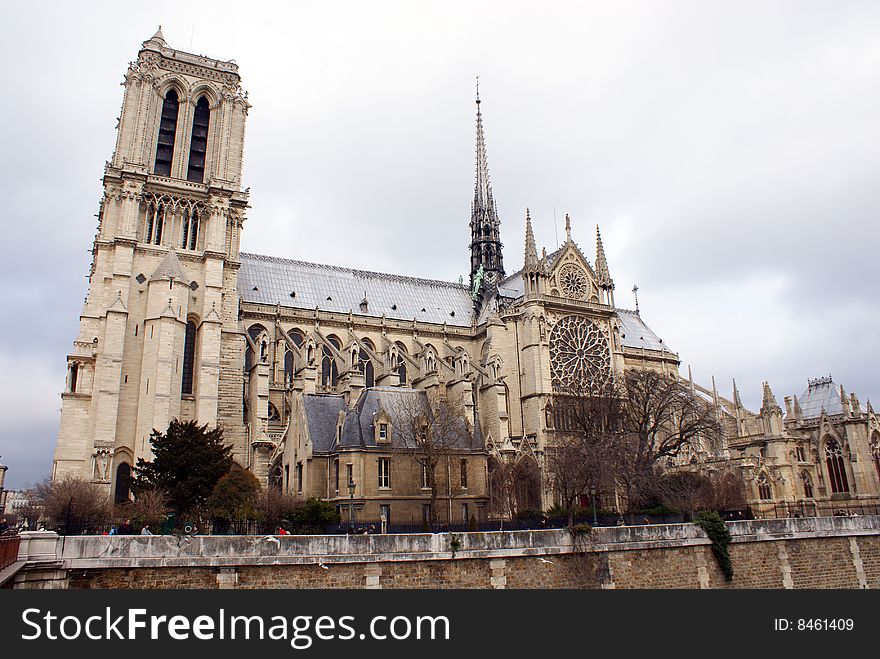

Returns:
488,454,541,522
120,488,171,531
391,390,474,526
33,475,113,533
615,369,722,510
547,378,624,524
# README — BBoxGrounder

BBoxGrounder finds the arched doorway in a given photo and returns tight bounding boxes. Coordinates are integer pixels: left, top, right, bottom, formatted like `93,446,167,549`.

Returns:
114,463,131,504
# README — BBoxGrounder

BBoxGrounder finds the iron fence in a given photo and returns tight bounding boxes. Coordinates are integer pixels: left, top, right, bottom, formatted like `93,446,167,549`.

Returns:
759,500,880,519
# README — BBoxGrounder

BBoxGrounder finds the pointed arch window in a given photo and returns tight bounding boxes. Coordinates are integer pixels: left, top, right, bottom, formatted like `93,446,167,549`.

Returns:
145,200,167,245
181,207,200,250
825,438,849,494
355,347,375,388
321,336,340,388
114,463,131,504
245,325,268,372
801,471,814,499
154,89,179,177
187,96,210,182
756,473,772,500
395,354,407,386
181,320,197,395
68,362,79,394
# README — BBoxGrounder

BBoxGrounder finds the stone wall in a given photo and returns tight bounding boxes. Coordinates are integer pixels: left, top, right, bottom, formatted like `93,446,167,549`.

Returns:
10,517,880,589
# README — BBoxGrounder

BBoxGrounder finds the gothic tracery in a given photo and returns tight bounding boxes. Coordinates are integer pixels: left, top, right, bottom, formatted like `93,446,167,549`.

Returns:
549,315,611,392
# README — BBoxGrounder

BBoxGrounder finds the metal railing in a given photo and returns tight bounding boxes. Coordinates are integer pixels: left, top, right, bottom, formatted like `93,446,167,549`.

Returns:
757,501,880,519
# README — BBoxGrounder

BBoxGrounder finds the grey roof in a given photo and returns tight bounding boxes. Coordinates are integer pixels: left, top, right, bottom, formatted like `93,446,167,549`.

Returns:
239,253,474,327
302,387,480,453
150,248,189,282
617,309,673,353
302,395,346,452
797,377,858,420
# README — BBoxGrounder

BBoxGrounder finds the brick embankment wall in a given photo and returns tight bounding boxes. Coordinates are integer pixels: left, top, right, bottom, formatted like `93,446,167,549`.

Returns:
13,517,880,589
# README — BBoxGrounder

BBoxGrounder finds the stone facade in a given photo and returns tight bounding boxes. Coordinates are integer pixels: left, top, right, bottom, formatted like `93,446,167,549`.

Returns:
679,376,880,515
51,32,880,520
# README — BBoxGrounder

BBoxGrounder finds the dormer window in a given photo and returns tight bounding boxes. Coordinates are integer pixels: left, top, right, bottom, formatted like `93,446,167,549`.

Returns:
379,423,388,441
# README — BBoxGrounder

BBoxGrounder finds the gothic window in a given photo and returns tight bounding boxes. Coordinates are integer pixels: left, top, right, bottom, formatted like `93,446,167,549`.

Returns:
796,444,805,463
181,320,197,395
549,315,611,392
824,438,850,494
460,459,468,489
154,89,179,177
187,96,210,183
801,471,814,499
145,200,167,245
756,472,772,500
181,207,200,250
424,347,437,373
244,325,268,372
268,402,280,422
558,263,589,300
356,346,375,388
68,362,79,394
545,404,554,429
393,343,408,386
321,336,340,388
284,329,304,383
284,350,294,384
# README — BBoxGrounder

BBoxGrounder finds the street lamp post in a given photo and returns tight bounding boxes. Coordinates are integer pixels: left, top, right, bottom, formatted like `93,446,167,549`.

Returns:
590,486,598,526
348,479,356,531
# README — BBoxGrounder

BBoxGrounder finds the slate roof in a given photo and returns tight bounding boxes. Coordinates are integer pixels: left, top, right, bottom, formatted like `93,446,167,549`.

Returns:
239,253,474,327
616,309,673,353
302,387,481,453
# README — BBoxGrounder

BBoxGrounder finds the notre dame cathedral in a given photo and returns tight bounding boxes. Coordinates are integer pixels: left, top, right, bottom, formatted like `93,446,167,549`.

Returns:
52,31,880,524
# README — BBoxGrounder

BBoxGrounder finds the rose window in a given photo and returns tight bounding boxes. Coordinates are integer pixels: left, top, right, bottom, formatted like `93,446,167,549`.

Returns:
549,315,611,391
558,264,588,300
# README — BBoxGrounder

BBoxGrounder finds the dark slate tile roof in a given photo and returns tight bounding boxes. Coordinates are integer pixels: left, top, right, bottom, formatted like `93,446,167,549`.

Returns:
239,252,474,327
302,395,346,452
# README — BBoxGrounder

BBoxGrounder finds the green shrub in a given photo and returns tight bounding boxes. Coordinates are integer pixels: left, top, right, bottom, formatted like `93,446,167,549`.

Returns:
289,498,341,532
694,511,733,581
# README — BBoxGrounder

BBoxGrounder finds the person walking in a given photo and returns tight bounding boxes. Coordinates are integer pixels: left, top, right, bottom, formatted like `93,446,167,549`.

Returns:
140,524,153,535
117,519,134,535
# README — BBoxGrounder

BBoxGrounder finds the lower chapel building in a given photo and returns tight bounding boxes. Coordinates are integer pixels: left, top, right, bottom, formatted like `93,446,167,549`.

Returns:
51,31,880,523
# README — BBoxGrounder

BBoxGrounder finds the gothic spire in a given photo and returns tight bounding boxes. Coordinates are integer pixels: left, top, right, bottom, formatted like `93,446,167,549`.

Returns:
732,378,743,408
761,381,781,416
524,208,538,272
469,78,504,303
595,225,613,289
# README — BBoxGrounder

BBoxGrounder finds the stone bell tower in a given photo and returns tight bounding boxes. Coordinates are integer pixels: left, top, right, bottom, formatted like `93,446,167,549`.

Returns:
52,28,251,500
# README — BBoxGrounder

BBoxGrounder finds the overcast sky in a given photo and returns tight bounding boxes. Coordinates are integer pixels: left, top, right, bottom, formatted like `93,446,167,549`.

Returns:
2,1,879,488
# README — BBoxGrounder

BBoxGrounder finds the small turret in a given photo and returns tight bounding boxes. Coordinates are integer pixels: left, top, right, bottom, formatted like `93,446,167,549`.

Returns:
595,225,614,306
